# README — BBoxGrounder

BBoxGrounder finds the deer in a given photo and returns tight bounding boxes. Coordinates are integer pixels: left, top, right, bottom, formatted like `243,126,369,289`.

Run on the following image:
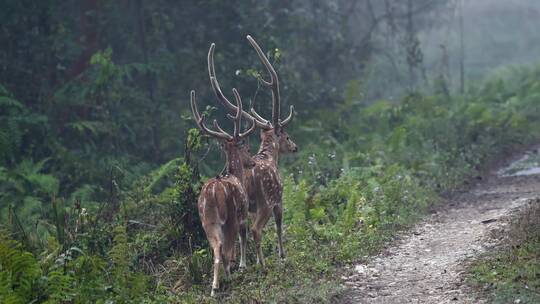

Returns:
207,35,298,266
189,86,256,296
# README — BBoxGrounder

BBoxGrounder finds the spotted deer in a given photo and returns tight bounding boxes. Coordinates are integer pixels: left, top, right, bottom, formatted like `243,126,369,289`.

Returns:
190,88,255,296
207,35,298,266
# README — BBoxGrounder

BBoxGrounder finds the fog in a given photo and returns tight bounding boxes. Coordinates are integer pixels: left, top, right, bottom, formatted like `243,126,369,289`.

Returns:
427,0,540,85
362,0,540,100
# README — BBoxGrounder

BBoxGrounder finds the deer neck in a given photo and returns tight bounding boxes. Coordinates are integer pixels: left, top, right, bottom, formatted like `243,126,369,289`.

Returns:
257,135,279,165
225,148,244,180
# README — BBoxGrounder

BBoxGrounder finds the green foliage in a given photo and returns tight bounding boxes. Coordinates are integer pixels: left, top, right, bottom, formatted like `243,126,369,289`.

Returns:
44,269,75,304
108,224,149,302
468,202,540,303
470,246,540,304
187,128,203,153
143,157,183,194
283,176,310,225
167,129,205,249
0,158,59,245
0,230,41,304
109,225,129,282
186,249,213,285
0,85,48,166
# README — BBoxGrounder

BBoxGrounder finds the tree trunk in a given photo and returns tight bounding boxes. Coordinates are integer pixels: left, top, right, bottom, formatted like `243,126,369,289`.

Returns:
65,0,99,80
458,0,465,94
136,0,161,162
407,0,416,91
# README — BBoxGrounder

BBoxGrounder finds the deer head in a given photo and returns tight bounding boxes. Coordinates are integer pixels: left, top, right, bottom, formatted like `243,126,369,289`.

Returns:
190,88,256,177
207,35,298,155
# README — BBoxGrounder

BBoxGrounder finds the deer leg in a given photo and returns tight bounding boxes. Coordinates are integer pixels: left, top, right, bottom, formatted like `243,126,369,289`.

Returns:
239,220,248,269
273,204,285,259
252,227,264,267
251,206,272,267
210,241,222,296
222,225,235,279
231,243,237,264
223,256,231,279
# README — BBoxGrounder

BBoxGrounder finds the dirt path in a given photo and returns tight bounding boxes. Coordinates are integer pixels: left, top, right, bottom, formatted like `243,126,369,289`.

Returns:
341,149,540,304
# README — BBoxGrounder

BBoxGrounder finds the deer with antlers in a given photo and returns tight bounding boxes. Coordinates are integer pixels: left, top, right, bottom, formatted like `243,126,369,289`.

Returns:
207,35,298,266
190,87,256,296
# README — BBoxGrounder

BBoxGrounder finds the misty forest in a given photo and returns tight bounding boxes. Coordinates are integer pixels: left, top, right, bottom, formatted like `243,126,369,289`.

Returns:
1,0,540,303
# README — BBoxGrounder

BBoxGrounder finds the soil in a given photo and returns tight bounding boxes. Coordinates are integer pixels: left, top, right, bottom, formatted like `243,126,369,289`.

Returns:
340,148,540,304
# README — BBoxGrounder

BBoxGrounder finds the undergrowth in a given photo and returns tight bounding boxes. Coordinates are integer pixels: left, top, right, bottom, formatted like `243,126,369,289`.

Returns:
2,65,540,302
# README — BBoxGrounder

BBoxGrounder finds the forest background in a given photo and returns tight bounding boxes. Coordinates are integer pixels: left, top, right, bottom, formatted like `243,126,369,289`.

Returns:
2,0,540,303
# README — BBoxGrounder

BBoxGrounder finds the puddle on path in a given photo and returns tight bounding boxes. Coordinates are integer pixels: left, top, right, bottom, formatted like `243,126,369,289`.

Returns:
498,148,540,176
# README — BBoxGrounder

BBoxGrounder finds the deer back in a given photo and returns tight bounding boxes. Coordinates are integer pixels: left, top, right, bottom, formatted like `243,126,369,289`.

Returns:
198,176,248,227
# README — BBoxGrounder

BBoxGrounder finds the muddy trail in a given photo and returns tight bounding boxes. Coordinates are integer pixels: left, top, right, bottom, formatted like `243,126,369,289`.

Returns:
341,148,540,304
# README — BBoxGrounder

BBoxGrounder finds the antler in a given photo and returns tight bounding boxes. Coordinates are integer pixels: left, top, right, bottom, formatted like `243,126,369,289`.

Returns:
245,35,280,129
227,88,256,139
207,36,294,134
190,90,233,141
208,43,272,130
246,35,294,132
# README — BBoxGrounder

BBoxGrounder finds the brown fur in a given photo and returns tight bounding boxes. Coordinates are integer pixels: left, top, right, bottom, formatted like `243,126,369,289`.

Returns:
245,128,297,266
204,35,298,267
198,177,248,291
197,137,253,296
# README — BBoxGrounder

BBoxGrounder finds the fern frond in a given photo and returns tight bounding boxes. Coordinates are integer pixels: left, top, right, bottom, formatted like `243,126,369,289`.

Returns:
43,269,75,304
144,157,183,193
109,224,130,279
0,232,40,303
0,96,24,110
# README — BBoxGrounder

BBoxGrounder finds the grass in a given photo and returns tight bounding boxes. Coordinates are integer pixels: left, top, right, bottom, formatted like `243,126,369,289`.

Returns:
468,199,540,304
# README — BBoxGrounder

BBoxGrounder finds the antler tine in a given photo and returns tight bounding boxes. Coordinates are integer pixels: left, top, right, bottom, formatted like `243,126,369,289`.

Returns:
226,88,257,138
207,43,217,82
231,88,243,138
212,119,228,135
240,109,257,138
279,105,294,127
246,35,280,132
207,43,240,116
208,43,271,130
190,90,233,141
246,35,277,86
250,108,270,126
